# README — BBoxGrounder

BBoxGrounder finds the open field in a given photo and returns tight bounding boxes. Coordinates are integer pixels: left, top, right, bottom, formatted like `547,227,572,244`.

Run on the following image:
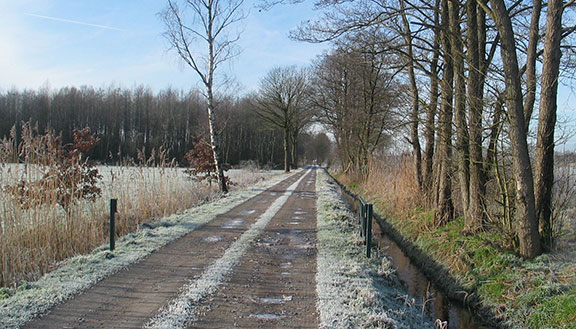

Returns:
0,162,281,289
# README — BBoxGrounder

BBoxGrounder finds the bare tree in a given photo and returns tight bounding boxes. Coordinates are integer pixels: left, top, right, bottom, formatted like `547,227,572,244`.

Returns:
534,0,571,250
254,66,311,172
160,0,245,193
487,0,542,258
310,38,399,177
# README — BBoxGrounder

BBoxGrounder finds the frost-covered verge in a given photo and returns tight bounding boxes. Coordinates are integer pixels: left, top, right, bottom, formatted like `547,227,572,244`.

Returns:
315,170,434,329
0,170,295,329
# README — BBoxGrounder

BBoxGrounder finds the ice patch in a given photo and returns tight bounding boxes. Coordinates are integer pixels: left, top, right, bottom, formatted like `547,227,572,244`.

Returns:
203,235,224,243
222,218,245,229
249,313,286,320
255,240,275,248
258,295,292,304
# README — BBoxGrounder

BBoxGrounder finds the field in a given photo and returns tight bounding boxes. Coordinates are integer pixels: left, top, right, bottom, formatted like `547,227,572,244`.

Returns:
0,162,280,288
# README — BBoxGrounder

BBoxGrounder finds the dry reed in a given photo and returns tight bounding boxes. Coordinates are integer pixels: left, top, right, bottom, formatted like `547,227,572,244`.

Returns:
340,155,424,219
0,125,272,288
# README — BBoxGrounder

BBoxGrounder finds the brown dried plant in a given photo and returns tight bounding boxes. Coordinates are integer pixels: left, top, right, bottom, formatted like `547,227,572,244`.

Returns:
184,137,230,185
3,123,102,210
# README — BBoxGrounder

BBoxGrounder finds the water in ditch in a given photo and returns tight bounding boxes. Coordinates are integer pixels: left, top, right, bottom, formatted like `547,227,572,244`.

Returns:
376,232,489,329
342,192,491,329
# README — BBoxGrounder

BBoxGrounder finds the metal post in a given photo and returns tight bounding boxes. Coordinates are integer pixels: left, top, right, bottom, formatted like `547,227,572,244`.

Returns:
110,199,117,251
358,199,365,237
366,204,373,258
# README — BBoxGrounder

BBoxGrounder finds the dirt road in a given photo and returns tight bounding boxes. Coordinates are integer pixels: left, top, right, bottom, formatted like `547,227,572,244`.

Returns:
23,169,318,329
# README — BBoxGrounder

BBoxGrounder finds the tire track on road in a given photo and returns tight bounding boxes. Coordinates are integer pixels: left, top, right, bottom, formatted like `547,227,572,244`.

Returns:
145,169,312,329
185,169,319,328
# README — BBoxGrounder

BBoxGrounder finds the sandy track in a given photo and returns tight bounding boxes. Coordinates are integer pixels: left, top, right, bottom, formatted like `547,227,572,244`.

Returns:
23,171,308,329
188,169,318,328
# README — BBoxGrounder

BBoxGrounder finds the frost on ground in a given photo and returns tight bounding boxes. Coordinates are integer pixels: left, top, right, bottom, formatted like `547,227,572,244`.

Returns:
144,170,310,329
315,170,434,329
0,170,294,329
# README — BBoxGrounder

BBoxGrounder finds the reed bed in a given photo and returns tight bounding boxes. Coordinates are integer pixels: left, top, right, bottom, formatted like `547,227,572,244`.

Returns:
0,126,275,288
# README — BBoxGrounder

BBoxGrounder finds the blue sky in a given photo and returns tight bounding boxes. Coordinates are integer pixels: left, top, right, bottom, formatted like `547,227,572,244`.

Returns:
0,0,327,93
1,0,575,148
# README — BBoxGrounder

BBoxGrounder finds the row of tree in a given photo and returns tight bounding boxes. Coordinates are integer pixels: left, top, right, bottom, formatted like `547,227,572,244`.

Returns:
287,0,575,258
0,85,331,168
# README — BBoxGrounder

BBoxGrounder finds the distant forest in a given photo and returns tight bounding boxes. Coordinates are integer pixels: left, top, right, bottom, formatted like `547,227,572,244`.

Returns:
0,86,330,167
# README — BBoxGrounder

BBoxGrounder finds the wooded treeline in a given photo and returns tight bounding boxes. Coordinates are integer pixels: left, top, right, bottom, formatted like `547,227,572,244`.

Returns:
0,85,319,168
291,0,576,258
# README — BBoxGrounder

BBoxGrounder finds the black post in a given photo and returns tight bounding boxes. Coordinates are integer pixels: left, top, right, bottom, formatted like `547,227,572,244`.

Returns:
358,199,365,237
366,204,373,258
110,199,117,251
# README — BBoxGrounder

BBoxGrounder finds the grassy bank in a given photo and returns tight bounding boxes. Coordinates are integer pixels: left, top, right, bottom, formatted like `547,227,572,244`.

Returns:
315,170,434,329
335,159,576,329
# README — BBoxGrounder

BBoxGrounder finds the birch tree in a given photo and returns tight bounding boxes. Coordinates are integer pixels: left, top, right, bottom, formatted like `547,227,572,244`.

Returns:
160,0,245,193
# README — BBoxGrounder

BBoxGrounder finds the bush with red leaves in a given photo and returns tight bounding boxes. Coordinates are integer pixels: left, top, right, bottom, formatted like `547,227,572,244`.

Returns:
184,138,230,186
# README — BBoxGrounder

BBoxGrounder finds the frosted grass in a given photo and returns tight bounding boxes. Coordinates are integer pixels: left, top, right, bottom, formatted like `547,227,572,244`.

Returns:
315,170,434,329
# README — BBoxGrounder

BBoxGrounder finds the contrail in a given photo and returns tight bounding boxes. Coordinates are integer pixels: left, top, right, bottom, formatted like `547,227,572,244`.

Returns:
24,13,126,31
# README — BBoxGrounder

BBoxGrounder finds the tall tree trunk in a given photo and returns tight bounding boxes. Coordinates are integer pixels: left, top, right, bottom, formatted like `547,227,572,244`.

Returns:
423,0,441,197
535,0,563,250
466,0,486,231
207,87,228,193
208,31,228,193
400,0,423,191
488,0,541,258
434,0,455,224
523,0,542,131
450,0,470,218
290,129,298,169
283,127,290,172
